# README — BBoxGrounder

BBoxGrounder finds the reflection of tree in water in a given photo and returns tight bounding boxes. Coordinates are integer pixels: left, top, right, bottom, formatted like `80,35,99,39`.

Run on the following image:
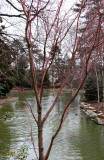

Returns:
0,104,13,159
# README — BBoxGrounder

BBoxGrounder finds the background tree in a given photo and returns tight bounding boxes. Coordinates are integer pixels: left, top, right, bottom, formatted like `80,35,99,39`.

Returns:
15,55,31,88
84,69,103,102
74,0,104,100
0,18,16,97
10,39,33,88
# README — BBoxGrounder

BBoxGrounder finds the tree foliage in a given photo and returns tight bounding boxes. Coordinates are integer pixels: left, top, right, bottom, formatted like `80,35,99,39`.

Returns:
0,19,16,97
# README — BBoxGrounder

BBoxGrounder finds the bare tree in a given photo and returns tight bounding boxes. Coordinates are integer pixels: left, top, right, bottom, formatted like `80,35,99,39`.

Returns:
0,0,104,159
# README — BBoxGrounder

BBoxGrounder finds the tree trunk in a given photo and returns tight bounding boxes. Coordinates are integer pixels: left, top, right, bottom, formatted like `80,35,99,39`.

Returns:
103,71,104,102
38,108,44,160
96,71,100,103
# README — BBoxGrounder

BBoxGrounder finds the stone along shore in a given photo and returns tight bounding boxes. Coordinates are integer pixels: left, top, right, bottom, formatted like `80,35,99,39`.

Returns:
80,102,104,125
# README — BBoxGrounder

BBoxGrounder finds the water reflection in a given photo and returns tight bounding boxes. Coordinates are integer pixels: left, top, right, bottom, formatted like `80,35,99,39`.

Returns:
77,116,104,160
0,104,13,159
0,91,104,160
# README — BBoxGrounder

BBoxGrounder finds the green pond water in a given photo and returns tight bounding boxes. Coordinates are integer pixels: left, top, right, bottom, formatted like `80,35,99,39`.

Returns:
0,90,104,160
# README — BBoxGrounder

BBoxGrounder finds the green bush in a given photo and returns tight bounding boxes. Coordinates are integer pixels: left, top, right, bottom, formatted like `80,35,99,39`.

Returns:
8,145,29,160
0,76,14,98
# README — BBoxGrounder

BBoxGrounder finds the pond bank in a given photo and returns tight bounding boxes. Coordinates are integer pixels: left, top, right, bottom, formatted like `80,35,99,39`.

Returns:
80,102,104,125
0,97,18,109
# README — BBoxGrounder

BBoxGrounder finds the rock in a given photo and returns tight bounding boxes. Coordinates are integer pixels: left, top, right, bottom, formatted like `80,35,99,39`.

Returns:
94,117,104,125
81,109,86,114
88,106,95,110
98,111,102,114
80,103,91,111
80,105,84,109
80,101,104,125
84,104,90,109
90,113,97,119
86,110,93,115
86,110,97,118
93,110,97,112
97,113,102,116
80,102,85,106
97,114,104,119
80,102,85,109
80,102,90,106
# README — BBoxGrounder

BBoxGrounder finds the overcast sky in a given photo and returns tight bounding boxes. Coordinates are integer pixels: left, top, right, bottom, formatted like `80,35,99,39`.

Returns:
0,0,77,40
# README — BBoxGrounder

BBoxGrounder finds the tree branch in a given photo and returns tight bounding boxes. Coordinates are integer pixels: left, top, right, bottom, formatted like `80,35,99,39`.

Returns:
0,13,26,20
44,11,103,159
6,0,23,12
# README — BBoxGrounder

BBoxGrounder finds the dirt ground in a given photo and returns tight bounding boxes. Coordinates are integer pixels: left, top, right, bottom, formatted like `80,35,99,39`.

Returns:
0,97,18,107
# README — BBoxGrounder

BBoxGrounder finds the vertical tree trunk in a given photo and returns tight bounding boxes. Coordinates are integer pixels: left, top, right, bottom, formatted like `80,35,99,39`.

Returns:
96,71,100,103
102,63,104,102
38,107,44,160
103,71,104,102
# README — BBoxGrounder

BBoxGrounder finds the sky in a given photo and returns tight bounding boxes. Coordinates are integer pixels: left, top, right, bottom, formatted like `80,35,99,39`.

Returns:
0,0,78,41
64,0,77,10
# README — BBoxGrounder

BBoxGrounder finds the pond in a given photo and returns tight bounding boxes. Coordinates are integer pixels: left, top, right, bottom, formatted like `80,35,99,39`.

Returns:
0,90,104,160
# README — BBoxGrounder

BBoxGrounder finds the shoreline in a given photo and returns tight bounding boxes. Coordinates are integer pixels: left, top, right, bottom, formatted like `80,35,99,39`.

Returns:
0,97,18,109
80,101,104,125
